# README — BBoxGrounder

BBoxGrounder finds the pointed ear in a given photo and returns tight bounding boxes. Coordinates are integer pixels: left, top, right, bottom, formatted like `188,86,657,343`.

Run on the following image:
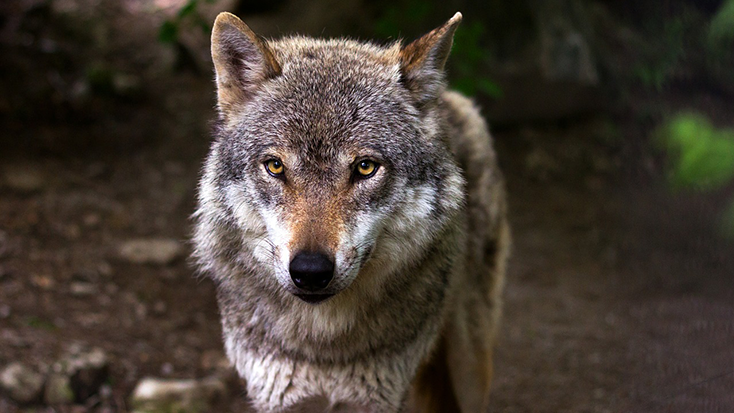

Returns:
399,12,462,105
211,12,281,115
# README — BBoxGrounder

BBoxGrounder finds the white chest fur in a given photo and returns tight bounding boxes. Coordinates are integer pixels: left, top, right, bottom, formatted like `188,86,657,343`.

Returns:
228,341,433,413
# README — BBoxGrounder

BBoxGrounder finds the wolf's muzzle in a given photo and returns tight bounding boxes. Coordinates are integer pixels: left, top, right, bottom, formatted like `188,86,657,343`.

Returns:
289,251,334,293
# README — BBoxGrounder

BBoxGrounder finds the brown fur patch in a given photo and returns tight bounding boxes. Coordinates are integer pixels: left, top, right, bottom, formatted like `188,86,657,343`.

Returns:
286,193,345,256
399,12,462,74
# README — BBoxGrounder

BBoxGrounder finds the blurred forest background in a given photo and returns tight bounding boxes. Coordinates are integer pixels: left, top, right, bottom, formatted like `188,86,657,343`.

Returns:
1,0,734,412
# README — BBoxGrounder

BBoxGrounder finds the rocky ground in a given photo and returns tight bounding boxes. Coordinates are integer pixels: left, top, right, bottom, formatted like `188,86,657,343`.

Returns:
1,1,733,412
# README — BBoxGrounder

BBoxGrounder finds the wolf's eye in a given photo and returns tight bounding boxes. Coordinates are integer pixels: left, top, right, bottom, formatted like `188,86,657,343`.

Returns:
265,159,284,177
355,160,379,178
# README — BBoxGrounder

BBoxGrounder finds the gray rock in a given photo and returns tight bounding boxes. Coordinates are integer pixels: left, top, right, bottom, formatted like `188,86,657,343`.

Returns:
2,163,45,193
1,329,30,348
71,263,112,283
112,73,143,98
0,362,44,403
69,282,98,296
152,301,167,315
44,373,75,405
0,305,10,319
130,376,227,413
534,0,599,85
53,346,110,402
118,239,184,265
159,363,174,376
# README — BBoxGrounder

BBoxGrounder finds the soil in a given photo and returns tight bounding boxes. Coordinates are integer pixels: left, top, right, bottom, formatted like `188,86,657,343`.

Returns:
1,1,733,412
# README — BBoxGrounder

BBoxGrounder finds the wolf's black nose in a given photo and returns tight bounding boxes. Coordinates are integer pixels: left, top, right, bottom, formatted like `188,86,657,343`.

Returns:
289,252,334,292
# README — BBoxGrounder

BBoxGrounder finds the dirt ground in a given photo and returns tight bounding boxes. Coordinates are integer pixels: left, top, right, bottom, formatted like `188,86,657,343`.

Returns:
1,1,734,412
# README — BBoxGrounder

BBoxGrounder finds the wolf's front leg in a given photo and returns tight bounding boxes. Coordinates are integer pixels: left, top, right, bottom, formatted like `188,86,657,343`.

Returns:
260,400,403,413
330,403,403,413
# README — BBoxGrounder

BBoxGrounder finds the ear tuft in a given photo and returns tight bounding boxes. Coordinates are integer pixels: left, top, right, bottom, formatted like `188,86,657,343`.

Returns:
211,12,281,116
399,12,462,105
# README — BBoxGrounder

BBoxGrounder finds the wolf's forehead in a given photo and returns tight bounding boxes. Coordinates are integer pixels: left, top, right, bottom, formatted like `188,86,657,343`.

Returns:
273,39,401,84
238,39,416,158
256,53,404,138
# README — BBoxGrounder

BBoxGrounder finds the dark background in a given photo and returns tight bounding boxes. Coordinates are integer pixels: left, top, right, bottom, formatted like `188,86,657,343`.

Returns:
1,0,734,412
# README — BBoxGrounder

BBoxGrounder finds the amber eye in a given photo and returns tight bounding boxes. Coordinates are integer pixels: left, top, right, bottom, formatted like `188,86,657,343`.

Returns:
355,160,379,178
265,159,284,177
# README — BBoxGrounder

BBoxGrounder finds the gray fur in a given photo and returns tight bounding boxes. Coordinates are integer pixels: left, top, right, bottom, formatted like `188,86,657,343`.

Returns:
193,11,509,413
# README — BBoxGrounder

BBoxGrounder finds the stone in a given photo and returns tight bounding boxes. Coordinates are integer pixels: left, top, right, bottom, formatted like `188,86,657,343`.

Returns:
1,329,30,348
0,362,44,403
72,263,112,283
152,301,167,315
53,346,110,402
31,274,56,290
160,363,174,376
44,373,75,404
2,163,45,193
118,239,184,265
130,376,227,413
112,73,143,98
69,282,98,296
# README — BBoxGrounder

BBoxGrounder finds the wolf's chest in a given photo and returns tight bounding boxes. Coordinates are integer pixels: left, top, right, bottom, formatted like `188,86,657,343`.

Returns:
234,348,426,412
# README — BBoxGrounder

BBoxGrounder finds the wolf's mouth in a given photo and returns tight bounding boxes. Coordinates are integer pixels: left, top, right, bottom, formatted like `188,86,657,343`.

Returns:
294,294,334,304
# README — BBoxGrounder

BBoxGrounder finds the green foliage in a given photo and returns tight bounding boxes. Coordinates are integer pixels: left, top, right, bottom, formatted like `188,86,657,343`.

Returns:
451,21,502,98
25,316,58,331
86,63,115,95
708,0,734,46
633,2,734,91
657,113,734,191
632,16,690,91
158,20,178,44
373,0,431,39
373,1,501,98
706,0,734,73
658,113,734,237
158,0,217,43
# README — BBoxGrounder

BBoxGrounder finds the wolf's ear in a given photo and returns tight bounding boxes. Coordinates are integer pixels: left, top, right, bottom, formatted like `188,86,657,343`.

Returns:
399,12,462,105
211,12,281,115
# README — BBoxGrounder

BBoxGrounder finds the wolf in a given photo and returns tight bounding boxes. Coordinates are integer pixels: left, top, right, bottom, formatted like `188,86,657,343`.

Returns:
192,10,509,413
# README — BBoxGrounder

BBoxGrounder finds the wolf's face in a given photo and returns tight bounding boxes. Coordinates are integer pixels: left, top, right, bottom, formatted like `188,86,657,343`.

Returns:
201,13,464,305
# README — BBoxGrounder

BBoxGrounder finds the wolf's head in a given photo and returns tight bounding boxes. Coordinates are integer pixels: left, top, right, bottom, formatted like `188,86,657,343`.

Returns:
196,12,465,306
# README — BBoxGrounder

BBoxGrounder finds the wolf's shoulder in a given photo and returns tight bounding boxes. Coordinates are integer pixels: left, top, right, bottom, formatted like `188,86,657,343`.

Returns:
440,90,497,170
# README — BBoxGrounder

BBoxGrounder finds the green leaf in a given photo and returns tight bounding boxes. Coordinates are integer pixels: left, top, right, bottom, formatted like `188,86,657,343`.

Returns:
405,0,431,23
26,316,57,331
451,77,476,96
177,0,198,18
659,113,734,190
194,13,211,34
477,78,503,98
158,20,178,43
374,9,401,38
708,0,734,44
